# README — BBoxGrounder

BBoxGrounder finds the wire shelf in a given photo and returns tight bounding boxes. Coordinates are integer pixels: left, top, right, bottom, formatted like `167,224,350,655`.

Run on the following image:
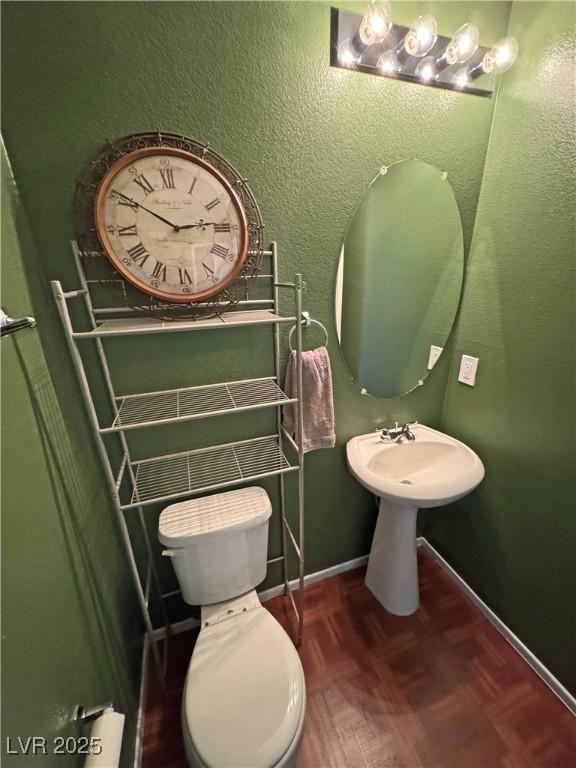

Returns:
72,310,296,338
123,435,297,509
104,377,295,433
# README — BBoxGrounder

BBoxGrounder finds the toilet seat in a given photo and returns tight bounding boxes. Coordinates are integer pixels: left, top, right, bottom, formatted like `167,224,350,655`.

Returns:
182,592,305,768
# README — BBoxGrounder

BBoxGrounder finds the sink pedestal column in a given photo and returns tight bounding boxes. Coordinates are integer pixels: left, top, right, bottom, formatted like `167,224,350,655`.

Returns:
365,499,419,616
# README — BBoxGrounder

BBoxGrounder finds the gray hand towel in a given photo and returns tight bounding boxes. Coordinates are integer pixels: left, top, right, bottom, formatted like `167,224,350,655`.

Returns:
283,346,336,453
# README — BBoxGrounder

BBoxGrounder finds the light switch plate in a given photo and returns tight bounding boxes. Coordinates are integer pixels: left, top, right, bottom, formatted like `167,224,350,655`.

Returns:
427,345,443,370
458,354,479,386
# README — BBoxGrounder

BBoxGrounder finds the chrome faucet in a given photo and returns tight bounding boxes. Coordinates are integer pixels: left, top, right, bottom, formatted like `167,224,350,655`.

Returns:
379,421,418,443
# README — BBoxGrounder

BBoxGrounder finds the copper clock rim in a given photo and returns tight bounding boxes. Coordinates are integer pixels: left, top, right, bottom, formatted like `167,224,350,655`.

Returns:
94,145,250,304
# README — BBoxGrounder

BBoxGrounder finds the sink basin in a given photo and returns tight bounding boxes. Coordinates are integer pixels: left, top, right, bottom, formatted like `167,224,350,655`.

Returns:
347,425,485,615
347,424,485,508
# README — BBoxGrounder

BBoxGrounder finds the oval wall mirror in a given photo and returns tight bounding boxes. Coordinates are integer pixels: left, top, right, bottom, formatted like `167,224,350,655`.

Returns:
335,159,464,399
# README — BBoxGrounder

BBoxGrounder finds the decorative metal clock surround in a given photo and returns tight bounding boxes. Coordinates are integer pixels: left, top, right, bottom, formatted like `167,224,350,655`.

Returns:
74,132,264,319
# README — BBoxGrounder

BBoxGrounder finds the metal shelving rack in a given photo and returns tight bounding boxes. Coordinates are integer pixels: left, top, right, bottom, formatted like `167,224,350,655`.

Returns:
51,242,306,685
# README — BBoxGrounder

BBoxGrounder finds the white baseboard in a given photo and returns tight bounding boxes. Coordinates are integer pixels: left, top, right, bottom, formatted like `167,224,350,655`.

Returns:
418,537,576,717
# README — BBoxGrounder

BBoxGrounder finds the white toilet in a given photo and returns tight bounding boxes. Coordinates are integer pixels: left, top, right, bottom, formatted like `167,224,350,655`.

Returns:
158,486,306,768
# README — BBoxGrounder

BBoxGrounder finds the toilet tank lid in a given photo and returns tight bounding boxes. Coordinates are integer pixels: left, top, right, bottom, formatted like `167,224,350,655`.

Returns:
158,487,271,547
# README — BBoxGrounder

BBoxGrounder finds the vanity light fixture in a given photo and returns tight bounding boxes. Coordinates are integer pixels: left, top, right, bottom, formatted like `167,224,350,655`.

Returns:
330,6,519,97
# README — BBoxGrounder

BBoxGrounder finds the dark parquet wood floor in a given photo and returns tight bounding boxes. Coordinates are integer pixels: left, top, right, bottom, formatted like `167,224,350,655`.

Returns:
142,551,576,768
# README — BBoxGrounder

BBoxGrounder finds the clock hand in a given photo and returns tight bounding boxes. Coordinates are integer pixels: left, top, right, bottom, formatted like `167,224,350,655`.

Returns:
113,191,180,230
177,221,219,231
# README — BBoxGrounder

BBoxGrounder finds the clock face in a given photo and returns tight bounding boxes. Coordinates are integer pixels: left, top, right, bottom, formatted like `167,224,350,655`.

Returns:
94,147,248,302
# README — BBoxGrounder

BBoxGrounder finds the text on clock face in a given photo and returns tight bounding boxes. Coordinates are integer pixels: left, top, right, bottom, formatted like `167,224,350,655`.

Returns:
102,155,244,297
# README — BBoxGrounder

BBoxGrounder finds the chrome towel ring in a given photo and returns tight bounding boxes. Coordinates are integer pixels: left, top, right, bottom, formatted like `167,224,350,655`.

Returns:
289,311,329,351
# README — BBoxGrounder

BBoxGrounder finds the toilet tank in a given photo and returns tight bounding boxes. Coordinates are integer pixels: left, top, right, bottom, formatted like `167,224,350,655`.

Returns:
158,487,272,605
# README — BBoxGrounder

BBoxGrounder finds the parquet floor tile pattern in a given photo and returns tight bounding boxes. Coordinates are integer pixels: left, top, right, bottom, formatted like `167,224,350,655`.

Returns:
143,551,575,768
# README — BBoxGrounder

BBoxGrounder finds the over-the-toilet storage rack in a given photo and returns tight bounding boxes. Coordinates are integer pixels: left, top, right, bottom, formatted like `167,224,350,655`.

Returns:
51,242,305,684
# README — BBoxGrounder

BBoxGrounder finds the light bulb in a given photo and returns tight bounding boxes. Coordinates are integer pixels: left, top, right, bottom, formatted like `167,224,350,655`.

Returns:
340,48,356,67
404,15,438,57
377,51,398,75
454,67,471,89
359,1,392,46
482,36,519,73
445,23,480,65
415,56,436,82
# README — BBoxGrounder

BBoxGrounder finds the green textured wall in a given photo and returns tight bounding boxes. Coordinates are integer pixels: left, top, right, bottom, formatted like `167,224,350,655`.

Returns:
1,144,141,765
4,0,572,751
1,1,510,614
425,1,576,693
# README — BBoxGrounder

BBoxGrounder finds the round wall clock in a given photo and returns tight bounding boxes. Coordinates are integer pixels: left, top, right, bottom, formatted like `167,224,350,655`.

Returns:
74,132,264,318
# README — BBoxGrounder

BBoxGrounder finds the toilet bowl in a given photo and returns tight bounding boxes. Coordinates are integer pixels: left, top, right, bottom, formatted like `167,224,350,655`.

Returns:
158,487,306,768
182,591,306,768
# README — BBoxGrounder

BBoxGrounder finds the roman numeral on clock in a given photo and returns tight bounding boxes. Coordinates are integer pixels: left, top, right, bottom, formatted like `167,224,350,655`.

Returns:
211,243,229,260
133,174,154,195
151,261,167,281
178,268,192,284
118,224,137,237
188,177,198,195
214,222,230,233
114,192,138,210
126,242,149,267
160,168,175,189
205,198,221,211
202,262,216,282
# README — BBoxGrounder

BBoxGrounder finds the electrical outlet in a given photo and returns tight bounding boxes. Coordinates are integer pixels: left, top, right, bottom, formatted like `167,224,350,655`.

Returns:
458,354,479,386
427,345,443,370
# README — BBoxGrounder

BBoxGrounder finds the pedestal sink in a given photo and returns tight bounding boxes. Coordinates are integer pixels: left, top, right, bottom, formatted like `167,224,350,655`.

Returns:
347,425,484,616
